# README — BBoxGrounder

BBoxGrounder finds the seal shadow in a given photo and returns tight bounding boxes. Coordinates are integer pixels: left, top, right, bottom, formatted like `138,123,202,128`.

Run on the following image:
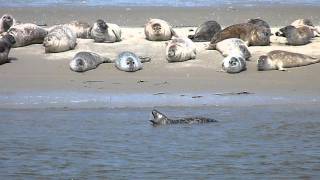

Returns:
0,57,18,65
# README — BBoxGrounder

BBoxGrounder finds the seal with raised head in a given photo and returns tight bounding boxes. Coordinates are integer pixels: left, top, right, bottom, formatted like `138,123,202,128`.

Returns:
7,23,47,47
0,14,16,33
188,20,221,42
90,19,121,43
166,37,196,62
257,50,320,71
222,54,247,73
70,51,113,72
207,23,271,50
43,25,77,53
215,38,251,60
144,18,177,41
115,51,151,72
275,25,313,45
150,109,218,126
0,34,15,65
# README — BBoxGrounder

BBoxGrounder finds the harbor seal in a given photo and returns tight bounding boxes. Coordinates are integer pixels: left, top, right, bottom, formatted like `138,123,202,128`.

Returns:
144,18,177,41
207,23,271,50
188,20,221,42
90,19,121,43
150,109,218,126
7,23,47,47
115,51,151,72
222,54,247,73
275,25,313,45
0,14,16,33
247,18,270,29
0,34,15,65
64,21,91,39
166,37,197,62
70,51,113,72
290,19,319,37
215,38,251,60
43,25,77,53
257,50,320,71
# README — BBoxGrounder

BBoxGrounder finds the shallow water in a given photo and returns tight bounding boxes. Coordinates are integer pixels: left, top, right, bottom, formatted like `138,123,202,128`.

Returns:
1,105,319,179
1,0,320,7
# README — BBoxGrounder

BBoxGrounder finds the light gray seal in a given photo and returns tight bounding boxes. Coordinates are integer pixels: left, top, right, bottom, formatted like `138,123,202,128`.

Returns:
144,18,177,41
0,14,16,33
166,37,197,62
222,54,247,73
275,25,313,45
215,38,251,60
43,25,77,53
70,51,113,72
7,23,47,47
188,20,221,42
115,51,151,72
0,34,15,65
207,23,271,50
257,50,320,71
150,109,218,126
90,19,121,43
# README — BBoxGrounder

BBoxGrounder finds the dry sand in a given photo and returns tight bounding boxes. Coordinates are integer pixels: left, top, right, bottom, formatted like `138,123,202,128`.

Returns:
0,6,320,100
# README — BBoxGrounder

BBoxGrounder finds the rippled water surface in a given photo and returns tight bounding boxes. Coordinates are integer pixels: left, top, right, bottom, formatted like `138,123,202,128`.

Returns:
1,105,319,179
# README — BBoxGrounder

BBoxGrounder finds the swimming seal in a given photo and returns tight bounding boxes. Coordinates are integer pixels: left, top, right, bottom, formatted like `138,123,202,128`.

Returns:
150,109,218,126
166,37,197,62
115,51,151,72
144,18,177,41
43,25,77,53
90,19,121,43
188,20,221,42
257,50,320,71
207,23,271,50
70,51,113,72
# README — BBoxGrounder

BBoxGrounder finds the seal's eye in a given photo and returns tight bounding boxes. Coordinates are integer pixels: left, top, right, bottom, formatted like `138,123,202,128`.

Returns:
0,46,5,53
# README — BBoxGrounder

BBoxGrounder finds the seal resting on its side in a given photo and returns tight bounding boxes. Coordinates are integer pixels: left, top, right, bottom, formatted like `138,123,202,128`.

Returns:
90,19,121,43
70,51,113,72
150,109,218,126
207,23,271,50
0,34,15,65
115,51,151,72
188,20,221,42
257,50,320,71
43,25,77,53
215,38,251,60
166,37,197,62
7,23,47,47
0,14,16,33
275,25,313,45
222,54,247,73
144,18,177,41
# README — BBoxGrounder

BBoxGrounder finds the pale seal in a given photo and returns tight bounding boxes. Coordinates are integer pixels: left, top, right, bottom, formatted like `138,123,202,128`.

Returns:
7,23,47,47
222,54,247,73
166,37,197,62
207,23,271,50
144,18,177,41
0,14,16,33
43,25,77,53
257,50,320,71
64,21,92,39
188,20,221,42
0,34,15,65
275,25,313,45
90,19,121,43
150,109,218,126
215,38,251,60
70,51,113,72
290,19,320,37
115,51,151,72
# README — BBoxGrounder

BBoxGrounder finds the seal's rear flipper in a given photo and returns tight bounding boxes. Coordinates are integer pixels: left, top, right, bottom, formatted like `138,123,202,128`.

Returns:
170,27,179,38
139,56,151,63
205,43,216,50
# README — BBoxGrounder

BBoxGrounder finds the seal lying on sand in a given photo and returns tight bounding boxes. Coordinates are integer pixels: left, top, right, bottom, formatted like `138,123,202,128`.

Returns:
275,25,313,45
247,18,270,29
150,109,218,126
290,19,320,37
43,25,77,53
222,54,247,73
0,34,15,65
188,20,221,42
7,23,47,47
0,14,16,33
90,19,121,43
115,51,151,72
207,23,271,50
70,51,113,72
166,37,196,62
144,18,177,41
46,21,92,39
215,38,251,60
257,50,320,71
